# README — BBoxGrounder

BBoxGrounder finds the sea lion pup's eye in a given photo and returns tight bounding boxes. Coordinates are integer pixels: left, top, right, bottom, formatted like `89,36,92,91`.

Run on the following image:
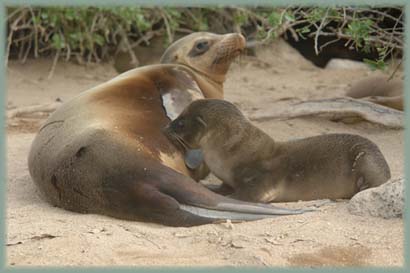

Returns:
177,120,185,129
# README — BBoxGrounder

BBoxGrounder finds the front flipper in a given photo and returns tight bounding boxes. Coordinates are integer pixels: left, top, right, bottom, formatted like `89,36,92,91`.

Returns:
103,157,311,227
185,149,210,181
185,149,204,169
153,162,311,224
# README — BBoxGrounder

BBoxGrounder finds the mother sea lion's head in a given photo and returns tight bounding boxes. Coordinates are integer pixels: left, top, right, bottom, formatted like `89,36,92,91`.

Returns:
160,32,246,84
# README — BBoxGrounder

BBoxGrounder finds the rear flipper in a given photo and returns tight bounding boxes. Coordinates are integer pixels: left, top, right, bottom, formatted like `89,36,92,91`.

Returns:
203,182,235,195
352,140,391,192
102,160,312,227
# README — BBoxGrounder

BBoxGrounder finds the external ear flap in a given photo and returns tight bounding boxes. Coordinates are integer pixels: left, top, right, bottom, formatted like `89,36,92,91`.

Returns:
196,116,207,128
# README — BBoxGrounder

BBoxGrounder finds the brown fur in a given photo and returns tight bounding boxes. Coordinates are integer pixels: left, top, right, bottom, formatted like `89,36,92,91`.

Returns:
165,99,391,203
28,32,306,227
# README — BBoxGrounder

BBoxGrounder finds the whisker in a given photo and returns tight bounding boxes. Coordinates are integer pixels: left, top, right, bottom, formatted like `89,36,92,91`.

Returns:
176,135,192,150
168,132,191,151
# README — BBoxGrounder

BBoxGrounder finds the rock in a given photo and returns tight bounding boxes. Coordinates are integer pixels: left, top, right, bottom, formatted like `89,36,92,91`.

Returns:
325,59,370,70
348,178,404,218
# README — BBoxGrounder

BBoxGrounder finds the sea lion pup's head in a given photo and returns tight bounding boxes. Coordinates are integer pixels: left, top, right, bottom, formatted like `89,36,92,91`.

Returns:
160,32,246,83
163,99,246,149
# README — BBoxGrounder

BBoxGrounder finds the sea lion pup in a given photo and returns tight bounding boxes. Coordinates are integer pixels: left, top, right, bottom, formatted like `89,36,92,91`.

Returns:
346,75,404,111
28,32,306,227
164,99,391,202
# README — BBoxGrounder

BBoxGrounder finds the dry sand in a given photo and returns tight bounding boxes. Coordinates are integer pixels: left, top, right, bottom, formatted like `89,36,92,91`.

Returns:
6,39,404,267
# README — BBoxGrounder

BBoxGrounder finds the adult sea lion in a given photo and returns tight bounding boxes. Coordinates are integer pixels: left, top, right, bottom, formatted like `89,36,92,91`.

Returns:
346,75,404,111
28,32,306,227
164,99,391,203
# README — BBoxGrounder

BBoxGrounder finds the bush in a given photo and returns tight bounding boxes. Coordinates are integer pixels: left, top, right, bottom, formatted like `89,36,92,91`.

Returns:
6,6,403,70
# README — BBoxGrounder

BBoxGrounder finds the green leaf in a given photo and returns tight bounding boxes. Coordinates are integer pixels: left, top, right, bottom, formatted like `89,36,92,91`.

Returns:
51,33,65,50
93,33,105,46
363,58,386,71
268,11,281,27
306,8,326,23
135,13,150,31
233,12,248,25
284,12,295,22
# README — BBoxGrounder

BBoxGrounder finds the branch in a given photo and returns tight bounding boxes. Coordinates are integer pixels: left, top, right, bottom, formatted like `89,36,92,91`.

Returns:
314,8,329,55
249,97,403,129
7,102,62,119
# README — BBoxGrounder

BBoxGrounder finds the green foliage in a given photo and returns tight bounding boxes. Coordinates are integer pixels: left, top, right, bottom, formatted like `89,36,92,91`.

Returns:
344,19,374,49
363,58,386,70
6,6,403,69
5,7,181,62
280,7,403,69
295,25,311,39
268,11,282,27
8,6,159,62
233,10,249,25
305,7,328,23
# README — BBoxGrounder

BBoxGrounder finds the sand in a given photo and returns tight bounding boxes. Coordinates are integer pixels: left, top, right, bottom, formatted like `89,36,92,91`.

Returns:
6,39,404,267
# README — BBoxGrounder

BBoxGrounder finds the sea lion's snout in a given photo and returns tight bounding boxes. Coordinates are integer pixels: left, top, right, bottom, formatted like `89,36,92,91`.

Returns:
238,34,246,48
236,33,246,51
218,33,246,57
162,121,184,150
164,119,182,134
163,111,208,151
222,33,246,51
162,122,178,140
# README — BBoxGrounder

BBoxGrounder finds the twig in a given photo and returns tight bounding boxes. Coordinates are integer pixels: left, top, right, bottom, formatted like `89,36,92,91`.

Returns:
6,7,27,20
319,37,341,52
22,37,32,63
117,25,139,66
352,8,403,24
318,31,404,50
387,58,403,81
47,49,60,79
28,7,39,58
129,30,161,49
314,8,329,55
6,10,26,66
159,8,174,44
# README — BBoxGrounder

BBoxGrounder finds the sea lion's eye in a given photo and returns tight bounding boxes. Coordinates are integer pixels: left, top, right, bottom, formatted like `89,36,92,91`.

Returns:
195,41,209,52
188,40,211,57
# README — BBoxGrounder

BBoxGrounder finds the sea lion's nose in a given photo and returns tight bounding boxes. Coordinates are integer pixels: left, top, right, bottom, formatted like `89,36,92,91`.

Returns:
228,33,246,49
222,33,246,50
237,33,246,49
